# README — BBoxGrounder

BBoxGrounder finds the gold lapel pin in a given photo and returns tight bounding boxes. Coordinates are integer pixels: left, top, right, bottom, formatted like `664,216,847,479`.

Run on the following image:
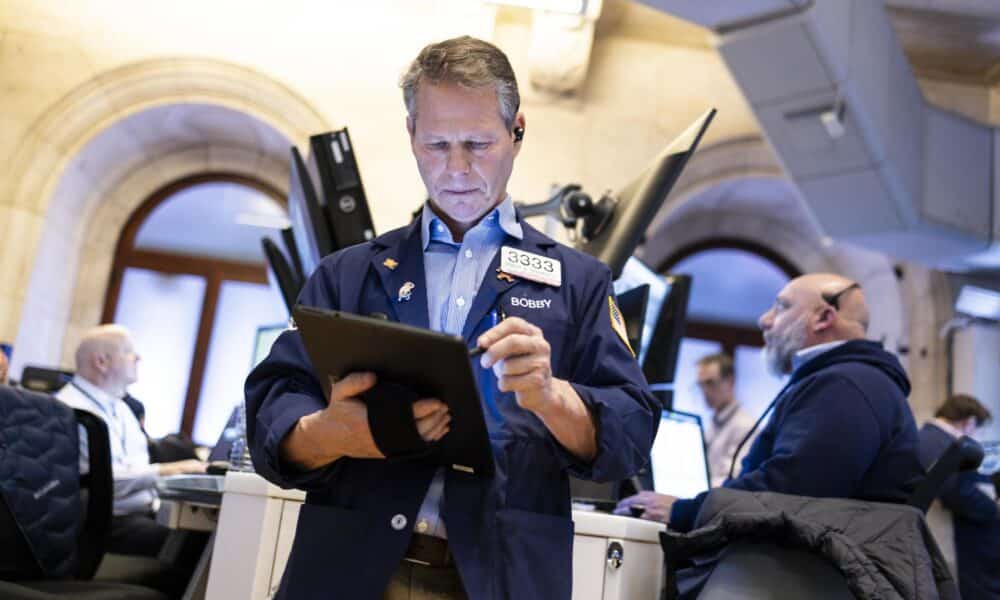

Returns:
496,268,515,283
383,258,399,270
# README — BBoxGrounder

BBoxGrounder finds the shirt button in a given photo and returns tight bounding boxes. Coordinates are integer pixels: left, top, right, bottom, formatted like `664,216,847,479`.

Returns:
436,224,445,233
465,249,473,259
456,297,466,307
415,520,429,533
391,514,408,530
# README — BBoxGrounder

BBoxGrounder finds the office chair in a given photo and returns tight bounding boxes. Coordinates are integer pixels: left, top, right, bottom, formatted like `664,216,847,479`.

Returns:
0,386,166,600
907,435,985,513
17,366,73,394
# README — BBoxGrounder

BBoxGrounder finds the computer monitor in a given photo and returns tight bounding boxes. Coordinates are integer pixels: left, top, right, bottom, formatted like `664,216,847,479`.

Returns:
309,129,376,251
252,324,285,369
576,108,716,279
979,440,1000,476
207,405,243,463
261,238,302,314
280,227,305,285
650,409,710,499
615,284,650,355
641,274,691,409
288,145,333,276
615,257,669,365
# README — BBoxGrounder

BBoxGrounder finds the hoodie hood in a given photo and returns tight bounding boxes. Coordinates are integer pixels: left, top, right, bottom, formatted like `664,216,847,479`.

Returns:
789,339,911,396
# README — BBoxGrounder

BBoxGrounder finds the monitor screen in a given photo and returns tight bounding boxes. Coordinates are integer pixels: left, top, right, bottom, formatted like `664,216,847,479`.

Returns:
650,409,710,499
615,256,670,365
252,324,285,369
207,405,243,463
287,145,332,276
979,440,1000,476
576,108,716,278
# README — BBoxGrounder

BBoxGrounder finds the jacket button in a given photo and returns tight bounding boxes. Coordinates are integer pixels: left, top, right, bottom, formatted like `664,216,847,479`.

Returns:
391,514,408,530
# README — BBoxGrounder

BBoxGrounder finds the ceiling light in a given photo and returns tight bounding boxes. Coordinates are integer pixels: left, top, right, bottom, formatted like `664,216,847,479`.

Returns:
485,0,587,14
955,285,1000,321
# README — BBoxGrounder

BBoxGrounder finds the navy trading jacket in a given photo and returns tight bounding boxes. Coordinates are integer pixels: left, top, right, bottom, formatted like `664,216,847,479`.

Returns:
245,216,659,600
918,423,1000,599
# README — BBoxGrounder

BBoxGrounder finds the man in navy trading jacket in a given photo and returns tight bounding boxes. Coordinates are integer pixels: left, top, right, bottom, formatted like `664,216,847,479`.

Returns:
245,36,659,600
918,394,1000,599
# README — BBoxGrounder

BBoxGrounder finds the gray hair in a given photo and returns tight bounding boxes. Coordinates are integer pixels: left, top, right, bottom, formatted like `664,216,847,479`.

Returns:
400,36,520,130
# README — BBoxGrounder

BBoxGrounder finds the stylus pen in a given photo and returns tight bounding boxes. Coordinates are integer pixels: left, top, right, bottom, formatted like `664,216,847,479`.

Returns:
469,308,504,358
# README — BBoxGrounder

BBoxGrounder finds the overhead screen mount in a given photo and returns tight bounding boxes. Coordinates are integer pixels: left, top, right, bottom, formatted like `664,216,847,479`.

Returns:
515,108,716,279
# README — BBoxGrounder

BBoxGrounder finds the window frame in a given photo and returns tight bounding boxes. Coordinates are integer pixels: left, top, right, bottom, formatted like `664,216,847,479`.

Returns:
101,173,285,437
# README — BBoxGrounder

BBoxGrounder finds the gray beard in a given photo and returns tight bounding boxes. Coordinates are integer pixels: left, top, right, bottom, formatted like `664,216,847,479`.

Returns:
763,319,809,377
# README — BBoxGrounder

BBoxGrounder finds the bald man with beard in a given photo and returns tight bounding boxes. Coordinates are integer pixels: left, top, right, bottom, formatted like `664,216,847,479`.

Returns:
617,273,925,533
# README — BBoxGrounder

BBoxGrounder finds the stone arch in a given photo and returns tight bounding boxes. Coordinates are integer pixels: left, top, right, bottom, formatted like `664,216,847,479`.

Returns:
8,58,332,371
638,136,908,365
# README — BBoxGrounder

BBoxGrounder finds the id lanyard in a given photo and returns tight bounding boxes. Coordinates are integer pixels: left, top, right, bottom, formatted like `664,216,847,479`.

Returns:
70,381,129,458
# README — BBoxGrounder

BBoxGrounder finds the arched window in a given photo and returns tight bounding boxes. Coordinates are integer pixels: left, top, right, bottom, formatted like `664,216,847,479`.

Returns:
658,239,799,425
102,175,290,443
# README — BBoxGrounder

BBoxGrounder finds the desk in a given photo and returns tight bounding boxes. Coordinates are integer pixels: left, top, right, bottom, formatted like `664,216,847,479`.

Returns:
156,475,225,600
204,472,664,600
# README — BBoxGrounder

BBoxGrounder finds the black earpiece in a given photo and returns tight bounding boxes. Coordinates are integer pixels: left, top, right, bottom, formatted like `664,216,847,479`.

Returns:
513,127,524,142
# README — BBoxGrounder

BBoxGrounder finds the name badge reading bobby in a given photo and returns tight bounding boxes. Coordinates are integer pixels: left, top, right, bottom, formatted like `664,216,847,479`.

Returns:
500,246,561,287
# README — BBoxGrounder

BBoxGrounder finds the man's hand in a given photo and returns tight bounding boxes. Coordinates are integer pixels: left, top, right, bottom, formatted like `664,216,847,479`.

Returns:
477,316,596,460
477,317,556,412
413,397,451,443
614,491,677,524
157,459,206,477
280,372,450,470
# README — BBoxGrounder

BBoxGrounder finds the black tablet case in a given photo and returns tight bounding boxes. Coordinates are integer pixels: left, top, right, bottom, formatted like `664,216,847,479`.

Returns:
292,305,494,475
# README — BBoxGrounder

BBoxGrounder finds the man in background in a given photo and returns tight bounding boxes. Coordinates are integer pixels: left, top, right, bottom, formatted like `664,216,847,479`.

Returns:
56,324,204,557
695,352,756,487
617,273,924,531
919,394,999,599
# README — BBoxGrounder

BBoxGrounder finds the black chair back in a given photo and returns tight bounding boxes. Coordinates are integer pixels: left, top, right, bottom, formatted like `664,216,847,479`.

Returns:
18,367,73,394
73,409,113,579
908,435,985,513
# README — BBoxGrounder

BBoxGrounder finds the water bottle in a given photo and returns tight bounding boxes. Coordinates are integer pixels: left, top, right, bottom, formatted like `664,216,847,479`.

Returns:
228,401,254,472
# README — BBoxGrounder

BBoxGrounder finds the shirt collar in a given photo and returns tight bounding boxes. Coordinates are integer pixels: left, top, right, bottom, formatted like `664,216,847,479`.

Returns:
72,375,120,415
420,195,523,250
932,417,966,439
713,401,739,427
791,340,848,372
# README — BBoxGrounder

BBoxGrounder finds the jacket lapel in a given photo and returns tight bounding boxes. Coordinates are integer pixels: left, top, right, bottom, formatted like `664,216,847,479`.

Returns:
371,219,430,330
460,222,557,341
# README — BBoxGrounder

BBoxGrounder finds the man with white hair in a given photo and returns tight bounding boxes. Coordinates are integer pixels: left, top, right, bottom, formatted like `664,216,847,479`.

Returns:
56,324,204,556
617,273,925,533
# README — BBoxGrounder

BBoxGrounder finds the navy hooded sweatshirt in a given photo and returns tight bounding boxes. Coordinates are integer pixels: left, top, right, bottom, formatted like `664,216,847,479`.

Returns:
670,340,925,532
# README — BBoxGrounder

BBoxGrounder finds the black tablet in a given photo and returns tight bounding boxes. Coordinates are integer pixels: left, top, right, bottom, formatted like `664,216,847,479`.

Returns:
292,305,494,476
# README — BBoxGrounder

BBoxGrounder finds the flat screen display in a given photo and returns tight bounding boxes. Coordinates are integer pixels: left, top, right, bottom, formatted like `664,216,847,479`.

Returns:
252,324,285,369
650,409,710,499
614,256,670,366
979,440,1000,476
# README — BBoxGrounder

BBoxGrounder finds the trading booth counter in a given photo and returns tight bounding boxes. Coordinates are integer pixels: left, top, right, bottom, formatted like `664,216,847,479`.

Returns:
204,472,664,600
